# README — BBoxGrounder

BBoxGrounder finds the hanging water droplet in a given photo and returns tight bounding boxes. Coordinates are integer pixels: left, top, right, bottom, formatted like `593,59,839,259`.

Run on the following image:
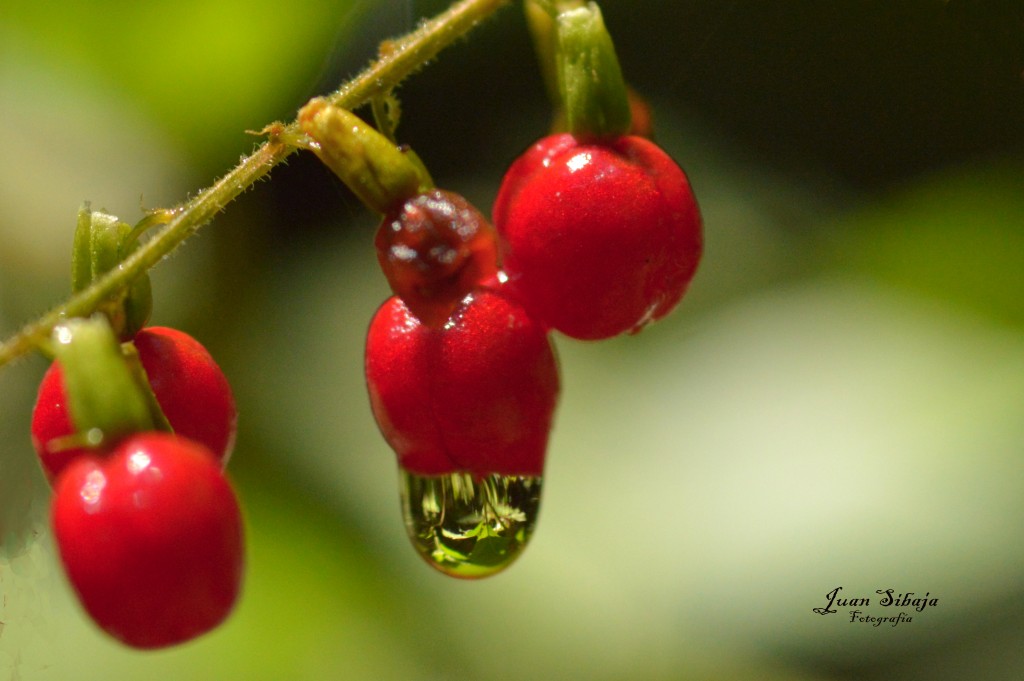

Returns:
399,469,542,579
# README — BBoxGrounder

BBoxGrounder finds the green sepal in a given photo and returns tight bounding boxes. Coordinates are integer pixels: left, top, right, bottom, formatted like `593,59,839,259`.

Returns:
52,316,169,449
71,204,153,340
298,98,434,214
123,342,174,434
71,206,96,293
556,2,632,140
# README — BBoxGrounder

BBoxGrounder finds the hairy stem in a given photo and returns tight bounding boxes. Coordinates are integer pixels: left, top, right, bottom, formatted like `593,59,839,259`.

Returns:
0,0,511,369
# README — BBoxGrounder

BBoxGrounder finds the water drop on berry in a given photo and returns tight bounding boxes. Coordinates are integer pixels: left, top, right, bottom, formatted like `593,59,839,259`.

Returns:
399,469,542,579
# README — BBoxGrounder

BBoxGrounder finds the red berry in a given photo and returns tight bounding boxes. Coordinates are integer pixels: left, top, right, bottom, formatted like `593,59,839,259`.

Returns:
375,189,499,328
133,327,237,462
365,288,559,478
31,326,236,481
30,362,84,481
493,133,702,340
51,432,244,649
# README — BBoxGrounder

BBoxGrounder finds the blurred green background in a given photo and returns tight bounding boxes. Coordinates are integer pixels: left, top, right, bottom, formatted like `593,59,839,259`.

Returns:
2,0,1023,679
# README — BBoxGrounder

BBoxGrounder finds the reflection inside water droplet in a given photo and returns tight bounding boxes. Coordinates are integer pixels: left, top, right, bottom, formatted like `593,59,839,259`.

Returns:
399,469,542,579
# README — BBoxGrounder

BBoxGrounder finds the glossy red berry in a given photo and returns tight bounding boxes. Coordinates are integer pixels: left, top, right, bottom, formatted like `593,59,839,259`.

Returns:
31,326,236,481
365,288,559,478
375,189,499,328
132,327,237,462
30,362,83,481
51,432,244,649
493,133,702,340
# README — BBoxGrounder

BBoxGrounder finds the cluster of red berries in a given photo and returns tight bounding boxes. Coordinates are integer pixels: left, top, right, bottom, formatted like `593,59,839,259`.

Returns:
363,126,702,479
30,207,242,649
23,2,703,647
32,326,242,649
364,135,701,481
361,127,700,483
303,1,703,504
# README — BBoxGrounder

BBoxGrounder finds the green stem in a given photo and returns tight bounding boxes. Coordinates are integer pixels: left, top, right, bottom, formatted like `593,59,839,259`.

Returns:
0,0,511,370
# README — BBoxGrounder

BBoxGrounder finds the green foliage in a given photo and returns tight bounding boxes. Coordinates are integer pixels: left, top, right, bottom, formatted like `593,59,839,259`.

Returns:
822,162,1024,328
4,0,366,160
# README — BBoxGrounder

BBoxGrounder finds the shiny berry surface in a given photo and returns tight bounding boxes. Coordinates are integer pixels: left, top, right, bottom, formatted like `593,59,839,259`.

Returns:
365,288,559,478
51,432,244,649
30,362,84,481
493,133,702,340
375,189,499,328
133,327,237,462
31,326,236,481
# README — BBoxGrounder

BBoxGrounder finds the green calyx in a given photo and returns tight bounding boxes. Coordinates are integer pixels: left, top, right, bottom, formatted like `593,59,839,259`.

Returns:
555,2,632,140
72,204,153,341
298,98,434,215
52,317,171,450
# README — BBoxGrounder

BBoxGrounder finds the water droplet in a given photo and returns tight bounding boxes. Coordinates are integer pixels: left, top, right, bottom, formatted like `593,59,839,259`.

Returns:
399,469,542,579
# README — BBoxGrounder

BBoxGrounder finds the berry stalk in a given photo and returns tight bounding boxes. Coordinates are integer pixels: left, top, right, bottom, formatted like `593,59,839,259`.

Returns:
556,3,632,139
0,0,513,370
50,318,162,446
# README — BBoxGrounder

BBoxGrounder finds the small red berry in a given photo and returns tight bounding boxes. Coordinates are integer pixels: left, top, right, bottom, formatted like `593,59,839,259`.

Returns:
365,288,559,478
30,362,83,480
493,133,702,340
31,326,236,481
51,432,244,649
133,327,237,462
375,189,499,328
